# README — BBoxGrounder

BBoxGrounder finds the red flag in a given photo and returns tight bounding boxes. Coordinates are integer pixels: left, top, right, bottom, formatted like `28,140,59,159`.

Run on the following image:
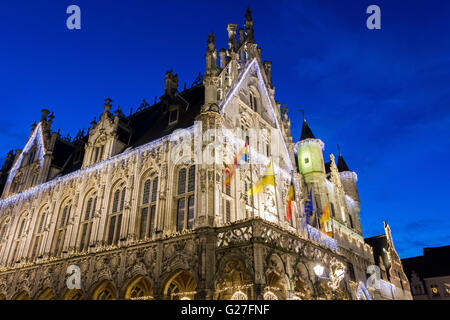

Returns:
286,173,295,222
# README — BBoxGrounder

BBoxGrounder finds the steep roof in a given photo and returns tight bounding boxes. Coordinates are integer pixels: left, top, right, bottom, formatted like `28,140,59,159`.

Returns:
337,153,351,172
128,84,204,148
0,84,205,186
300,119,316,141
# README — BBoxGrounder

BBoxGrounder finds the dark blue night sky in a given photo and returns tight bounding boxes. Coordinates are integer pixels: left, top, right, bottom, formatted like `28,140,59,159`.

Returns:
1,0,449,258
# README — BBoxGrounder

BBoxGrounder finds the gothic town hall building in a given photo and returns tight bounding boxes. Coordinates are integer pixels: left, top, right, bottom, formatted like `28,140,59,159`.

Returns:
0,10,411,300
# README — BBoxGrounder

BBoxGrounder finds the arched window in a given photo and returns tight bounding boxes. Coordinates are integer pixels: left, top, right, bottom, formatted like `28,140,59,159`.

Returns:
10,214,28,264
139,173,159,240
176,166,195,232
231,291,248,300
79,191,98,252
222,168,233,224
0,217,10,259
30,206,49,260
348,214,354,229
249,91,258,112
107,182,126,246
52,199,72,256
90,135,107,166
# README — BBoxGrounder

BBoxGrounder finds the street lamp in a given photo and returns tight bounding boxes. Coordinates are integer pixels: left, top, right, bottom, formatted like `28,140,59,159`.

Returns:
314,264,324,277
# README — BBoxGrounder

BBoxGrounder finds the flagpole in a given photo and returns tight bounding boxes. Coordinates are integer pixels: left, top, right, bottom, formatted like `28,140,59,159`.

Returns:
272,158,281,225
313,186,320,229
248,136,255,220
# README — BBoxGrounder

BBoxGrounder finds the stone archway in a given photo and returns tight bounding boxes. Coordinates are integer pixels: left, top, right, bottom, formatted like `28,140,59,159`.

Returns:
91,280,117,300
163,271,197,300
215,259,253,300
293,262,314,300
264,254,289,300
125,277,153,300
36,288,56,300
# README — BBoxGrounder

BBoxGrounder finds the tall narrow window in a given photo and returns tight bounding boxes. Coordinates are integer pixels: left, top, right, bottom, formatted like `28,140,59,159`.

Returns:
107,182,126,246
139,174,158,240
348,214,354,229
347,262,356,282
11,214,27,264
225,200,231,223
249,92,258,112
330,203,336,218
176,166,195,232
52,200,72,256
79,192,97,252
223,169,233,224
223,169,231,196
30,207,49,260
0,218,10,259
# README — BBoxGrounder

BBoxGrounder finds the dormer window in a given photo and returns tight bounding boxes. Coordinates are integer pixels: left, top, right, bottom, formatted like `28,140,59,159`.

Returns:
90,135,107,165
169,106,179,125
91,145,104,164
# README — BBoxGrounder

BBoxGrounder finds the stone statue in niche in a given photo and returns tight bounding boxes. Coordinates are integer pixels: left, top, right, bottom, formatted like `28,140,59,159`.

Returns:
263,185,277,216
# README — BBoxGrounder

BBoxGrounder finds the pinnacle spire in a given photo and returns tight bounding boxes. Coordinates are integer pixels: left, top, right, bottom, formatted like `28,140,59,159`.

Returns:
300,118,316,141
244,8,255,42
337,149,351,172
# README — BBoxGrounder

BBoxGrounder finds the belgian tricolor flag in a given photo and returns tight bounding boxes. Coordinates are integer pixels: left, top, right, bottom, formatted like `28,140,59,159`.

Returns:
286,172,295,222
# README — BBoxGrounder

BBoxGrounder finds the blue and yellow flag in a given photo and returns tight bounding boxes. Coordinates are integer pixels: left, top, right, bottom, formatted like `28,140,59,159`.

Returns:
302,187,314,228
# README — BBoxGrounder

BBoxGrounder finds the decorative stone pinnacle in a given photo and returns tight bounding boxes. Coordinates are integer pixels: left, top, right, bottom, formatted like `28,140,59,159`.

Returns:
104,98,113,112
245,7,253,21
207,31,216,52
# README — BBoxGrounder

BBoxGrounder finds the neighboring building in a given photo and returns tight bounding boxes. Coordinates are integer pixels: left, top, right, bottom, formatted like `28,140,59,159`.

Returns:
402,246,450,300
0,9,408,300
365,223,412,300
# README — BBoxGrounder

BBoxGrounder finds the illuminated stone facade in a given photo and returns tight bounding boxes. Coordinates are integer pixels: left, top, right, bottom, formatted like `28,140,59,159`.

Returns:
0,9,410,300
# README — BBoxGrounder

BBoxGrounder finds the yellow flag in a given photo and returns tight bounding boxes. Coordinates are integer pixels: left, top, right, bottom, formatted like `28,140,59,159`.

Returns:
247,160,275,196
320,199,333,236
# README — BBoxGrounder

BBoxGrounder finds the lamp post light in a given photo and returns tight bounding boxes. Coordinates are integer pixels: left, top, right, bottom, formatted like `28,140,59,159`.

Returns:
314,264,325,277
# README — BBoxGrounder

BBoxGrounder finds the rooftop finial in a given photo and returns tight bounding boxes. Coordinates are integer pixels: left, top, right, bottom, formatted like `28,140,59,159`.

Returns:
207,31,216,52
104,98,113,112
244,8,255,42
337,144,341,156
299,109,305,121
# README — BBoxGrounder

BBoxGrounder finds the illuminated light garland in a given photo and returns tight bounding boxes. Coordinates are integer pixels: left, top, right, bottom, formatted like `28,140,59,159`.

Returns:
0,126,195,211
220,59,294,172
170,291,197,297
7,123,46,184
216,284,253,293
264,286,282,292
306,225,338,252
130,296,154,300
339,171,358,182
295,138,325,151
